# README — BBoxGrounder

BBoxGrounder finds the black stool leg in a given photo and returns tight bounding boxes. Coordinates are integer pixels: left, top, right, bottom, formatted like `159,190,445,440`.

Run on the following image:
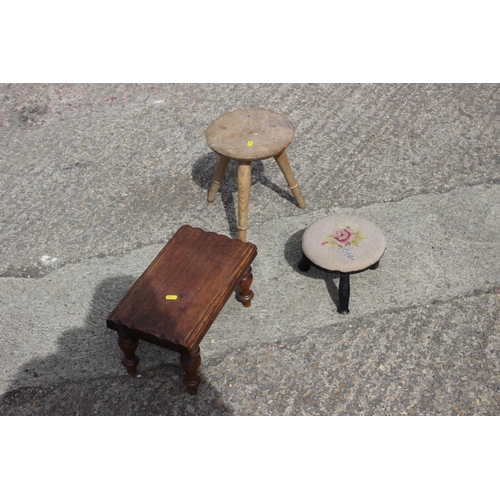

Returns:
370,260,380,270
338,273,350,314
298,252,311,272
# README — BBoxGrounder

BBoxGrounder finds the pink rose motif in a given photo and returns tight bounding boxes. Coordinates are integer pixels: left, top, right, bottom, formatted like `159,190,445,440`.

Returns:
332,227,356,246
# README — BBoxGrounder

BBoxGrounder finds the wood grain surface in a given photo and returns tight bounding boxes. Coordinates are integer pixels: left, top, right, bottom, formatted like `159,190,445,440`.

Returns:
206,108,295,161
107,225,257,352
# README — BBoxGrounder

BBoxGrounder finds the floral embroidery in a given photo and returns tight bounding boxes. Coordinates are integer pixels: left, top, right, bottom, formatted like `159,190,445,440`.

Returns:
322,224,366,260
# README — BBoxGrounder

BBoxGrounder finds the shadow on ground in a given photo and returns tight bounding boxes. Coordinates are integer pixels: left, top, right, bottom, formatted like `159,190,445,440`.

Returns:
192,152,296,237
283,228,342,311
0,276,232,415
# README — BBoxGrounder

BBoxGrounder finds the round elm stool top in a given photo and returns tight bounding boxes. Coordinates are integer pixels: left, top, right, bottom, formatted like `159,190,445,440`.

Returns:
302,215,386,273
206,108,295,161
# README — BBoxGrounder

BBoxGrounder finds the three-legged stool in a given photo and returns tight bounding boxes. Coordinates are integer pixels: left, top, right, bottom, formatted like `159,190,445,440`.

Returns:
106,225,257,395
206,108,306,241
298,215,386,314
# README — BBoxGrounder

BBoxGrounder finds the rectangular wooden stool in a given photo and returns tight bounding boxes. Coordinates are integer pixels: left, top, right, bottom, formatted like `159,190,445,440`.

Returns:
106,225,257,395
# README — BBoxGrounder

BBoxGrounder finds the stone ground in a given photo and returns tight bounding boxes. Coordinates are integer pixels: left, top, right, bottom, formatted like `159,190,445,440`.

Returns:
0,83,499,415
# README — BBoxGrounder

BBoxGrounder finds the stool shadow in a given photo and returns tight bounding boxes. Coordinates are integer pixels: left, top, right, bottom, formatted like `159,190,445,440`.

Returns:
192,152,296,237
0,275,233,416
283,229,341,311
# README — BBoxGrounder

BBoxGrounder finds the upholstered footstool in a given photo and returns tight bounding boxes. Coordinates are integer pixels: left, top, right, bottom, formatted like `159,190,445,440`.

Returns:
298,215,386,314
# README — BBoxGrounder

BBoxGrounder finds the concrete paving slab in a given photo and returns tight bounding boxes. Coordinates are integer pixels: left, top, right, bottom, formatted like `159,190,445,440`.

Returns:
1,183,498,397
1,83,499,415
1,292,498,416
1,84,499,277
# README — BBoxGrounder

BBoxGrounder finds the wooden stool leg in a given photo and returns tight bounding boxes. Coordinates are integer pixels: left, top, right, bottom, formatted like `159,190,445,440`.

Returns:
274,150,306,209
236,266,254,307
180,347,201,396
237,161,251,241
117,331,139,375
207,155,230,202
338,273,350,315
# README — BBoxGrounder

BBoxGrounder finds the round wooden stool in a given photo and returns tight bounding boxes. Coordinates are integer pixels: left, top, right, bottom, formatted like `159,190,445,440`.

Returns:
206,108,306,241
298,215,386,314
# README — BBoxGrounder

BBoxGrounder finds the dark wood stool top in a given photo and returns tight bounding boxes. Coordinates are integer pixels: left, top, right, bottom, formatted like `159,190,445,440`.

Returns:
206,108,295,161
106,226,257,394
107,225,257,354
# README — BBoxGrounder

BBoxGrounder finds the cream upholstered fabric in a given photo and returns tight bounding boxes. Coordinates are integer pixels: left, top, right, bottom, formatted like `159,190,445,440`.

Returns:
302,215,386,273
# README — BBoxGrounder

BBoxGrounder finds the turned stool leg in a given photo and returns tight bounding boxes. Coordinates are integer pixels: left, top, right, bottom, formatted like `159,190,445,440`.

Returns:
236,266,254,307
338,273,350,315
298,252,311,272
237,161,252,241
274,150,306,209
207,155,231,202
180,347,202,396
117,331,139,375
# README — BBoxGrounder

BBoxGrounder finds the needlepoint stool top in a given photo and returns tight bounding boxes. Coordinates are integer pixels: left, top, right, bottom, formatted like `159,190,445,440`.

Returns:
206,108,295,161
302,215,386,273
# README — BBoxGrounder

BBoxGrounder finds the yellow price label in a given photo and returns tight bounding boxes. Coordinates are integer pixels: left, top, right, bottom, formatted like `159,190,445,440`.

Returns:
247,140,253,146
165,295,178,300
